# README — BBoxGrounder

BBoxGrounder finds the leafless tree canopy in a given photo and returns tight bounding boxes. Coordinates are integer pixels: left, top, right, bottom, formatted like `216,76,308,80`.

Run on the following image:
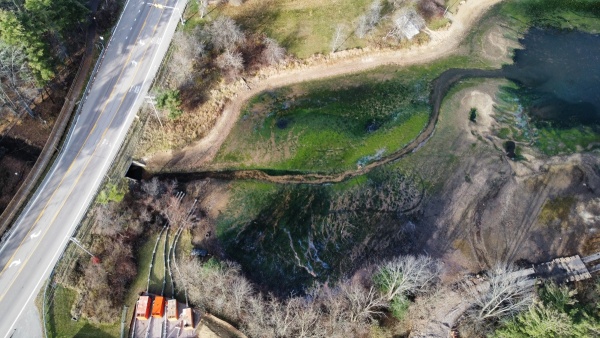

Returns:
331,24,347,53
464,264,535,325
261,37,286,65
0,42,38,117
374,255,441,301
74,178,203,323
390,0,409,8
216,50,244,71
341,282,388,323
208,16,246,51
177,257,392,338
418,0,445,20
198,0,208,18
356,0,383,38
168,28,205,87
141,177,161,197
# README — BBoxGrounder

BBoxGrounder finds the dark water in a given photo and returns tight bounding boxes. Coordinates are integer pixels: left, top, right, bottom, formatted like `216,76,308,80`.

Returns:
504,28,600,127
435,28,600,129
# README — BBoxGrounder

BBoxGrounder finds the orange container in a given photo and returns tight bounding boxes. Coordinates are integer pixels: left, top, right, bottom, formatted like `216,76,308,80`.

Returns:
152,296,165,318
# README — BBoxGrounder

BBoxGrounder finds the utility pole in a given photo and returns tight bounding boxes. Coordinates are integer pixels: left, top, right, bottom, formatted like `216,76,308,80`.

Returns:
69,237,94,257
145,96,164,129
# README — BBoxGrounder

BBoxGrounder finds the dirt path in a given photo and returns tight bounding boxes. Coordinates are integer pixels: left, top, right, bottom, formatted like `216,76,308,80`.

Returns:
147,0,505,172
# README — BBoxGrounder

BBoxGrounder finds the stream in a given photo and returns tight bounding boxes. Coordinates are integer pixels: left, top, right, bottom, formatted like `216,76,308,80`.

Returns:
151,28,600,184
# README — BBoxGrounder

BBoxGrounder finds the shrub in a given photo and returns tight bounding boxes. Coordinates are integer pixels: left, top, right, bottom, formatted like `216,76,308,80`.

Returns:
469,108,477,123
156,89,183,119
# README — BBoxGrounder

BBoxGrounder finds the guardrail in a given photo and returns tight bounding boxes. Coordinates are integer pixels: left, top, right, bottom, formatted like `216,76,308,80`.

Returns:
0,26,102,239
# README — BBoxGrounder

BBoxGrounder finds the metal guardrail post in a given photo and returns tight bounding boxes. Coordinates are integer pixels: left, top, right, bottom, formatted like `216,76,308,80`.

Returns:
120,305,128,338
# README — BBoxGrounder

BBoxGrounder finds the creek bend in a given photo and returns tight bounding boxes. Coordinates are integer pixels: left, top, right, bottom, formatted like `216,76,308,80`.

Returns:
151,28,600,184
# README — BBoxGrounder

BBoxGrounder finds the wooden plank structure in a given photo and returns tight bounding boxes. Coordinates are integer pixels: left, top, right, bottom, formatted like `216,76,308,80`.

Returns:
582,252,600,264
533,255,592,282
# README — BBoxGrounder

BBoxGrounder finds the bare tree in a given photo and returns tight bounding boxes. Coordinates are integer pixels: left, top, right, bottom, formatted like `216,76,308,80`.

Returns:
465,264,534,324
356,0,383,38
261,37,285,65
163,195,195,229
341,281,388,323
312,285,349,334
374,255,441,301
0,42,38,117
216,50,244,72
198,0,208,18
208,16,245,51
169,28,205,86
418,0,445,20
287,297,322,338
141,177,161,198
231,276,253,317
331,24,346,53
92,203,120,237
390,0,409,8
244,294,275,338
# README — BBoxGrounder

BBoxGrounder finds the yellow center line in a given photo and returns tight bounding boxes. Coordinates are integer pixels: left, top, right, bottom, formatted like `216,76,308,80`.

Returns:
0,5,165,297
0,17,149,277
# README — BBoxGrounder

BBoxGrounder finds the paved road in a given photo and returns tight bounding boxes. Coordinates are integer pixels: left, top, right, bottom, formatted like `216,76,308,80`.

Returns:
0,0,185,335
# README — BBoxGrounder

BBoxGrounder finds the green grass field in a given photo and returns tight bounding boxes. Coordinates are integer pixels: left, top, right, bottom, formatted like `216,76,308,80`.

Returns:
212,57,472,173
500,0,600,33
215,0,371,58
44,286,119,338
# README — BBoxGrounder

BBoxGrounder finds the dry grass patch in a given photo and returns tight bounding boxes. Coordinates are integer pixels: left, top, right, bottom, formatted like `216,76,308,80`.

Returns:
216,0,371,58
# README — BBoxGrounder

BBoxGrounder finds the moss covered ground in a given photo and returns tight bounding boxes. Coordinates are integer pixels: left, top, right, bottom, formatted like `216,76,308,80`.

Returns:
212,56,473,173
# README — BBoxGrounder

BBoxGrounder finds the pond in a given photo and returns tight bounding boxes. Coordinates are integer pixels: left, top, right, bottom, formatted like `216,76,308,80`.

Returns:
504,28,600,127
435,28,600,153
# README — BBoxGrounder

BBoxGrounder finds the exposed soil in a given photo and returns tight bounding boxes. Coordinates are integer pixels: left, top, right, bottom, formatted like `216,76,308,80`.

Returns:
0,157,34,213
399,78,600,337
0,76,74,215
145,0,506,172
478,23,521,66
420,81,600,274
